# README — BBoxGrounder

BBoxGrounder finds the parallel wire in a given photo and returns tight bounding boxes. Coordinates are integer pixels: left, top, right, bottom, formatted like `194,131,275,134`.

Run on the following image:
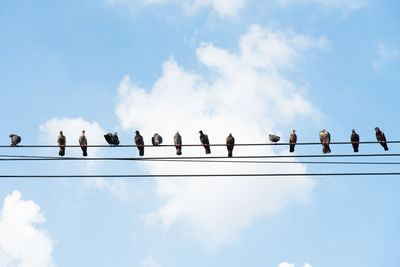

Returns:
1,172,400,178
0,140,398,148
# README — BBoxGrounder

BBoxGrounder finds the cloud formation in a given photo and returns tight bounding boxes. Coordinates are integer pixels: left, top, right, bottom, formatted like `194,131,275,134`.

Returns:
0,191,55,267
372,43,399,71
115,24,324,246
276,0,367,13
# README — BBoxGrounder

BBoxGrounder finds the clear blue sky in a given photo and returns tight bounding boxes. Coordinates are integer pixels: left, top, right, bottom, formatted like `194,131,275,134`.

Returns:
1,1,400,266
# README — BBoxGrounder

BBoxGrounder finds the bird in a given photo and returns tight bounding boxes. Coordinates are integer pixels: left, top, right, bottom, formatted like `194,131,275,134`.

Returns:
79,130,88,157
174,131,182,155
104,132,119,146
319,129,331,154
151,133,163,146
57,131,66,156
289,130,297,152
226,133,235,157
375,127,388,151
269,134,280,143
199,130,211,154
134,130,144,156
9,134,21,147
350,129,359,152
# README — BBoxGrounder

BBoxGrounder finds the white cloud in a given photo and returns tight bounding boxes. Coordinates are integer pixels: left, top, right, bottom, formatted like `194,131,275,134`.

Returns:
278,263,312,267
0,191,55,267
276,0,366,13
39,117,128,199
372,43,399,71
141,256,162,267
115,24,324,247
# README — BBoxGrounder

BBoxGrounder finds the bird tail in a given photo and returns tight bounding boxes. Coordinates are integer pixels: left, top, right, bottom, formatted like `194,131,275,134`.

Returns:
176,146,182,155
352,143,359,153
139,147,144,156
81,146,88,157
289,144,295,153
205,146,211,154
59,147,65,156
323,144,331,154
381,142,389,151
228,150,232,157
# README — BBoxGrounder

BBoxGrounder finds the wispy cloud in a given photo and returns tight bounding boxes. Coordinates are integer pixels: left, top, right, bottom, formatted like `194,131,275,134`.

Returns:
115,24,325,247
372,43,399,71
276,0,367,14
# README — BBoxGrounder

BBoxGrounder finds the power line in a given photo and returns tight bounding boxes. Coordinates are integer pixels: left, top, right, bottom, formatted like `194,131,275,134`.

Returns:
0,140,398,148
1,172,400,178
1,153,400,161
1,155,400,165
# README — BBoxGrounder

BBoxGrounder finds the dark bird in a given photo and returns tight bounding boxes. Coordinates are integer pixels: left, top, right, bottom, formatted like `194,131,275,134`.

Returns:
199,130,211,154
226,133,235,157
350,129,359,152
104,132,119,146
151,133,163,146
57,131,66,156
9,134,21,147
174,131,182,155
269,134,280,143
319,129,331,154
135,130,144,156
375,127,388,151
79,130,88,157
289,129,297,153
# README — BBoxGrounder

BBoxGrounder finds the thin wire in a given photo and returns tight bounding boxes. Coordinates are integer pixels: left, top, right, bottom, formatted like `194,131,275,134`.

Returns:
0,140,398,148
1,172,400,178
1,155,400,165
1,153,400,160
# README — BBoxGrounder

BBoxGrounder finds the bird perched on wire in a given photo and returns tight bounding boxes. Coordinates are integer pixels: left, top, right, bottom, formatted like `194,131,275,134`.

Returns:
199,130,211,154
79,130,88,157
174,131,182,155
269,134,280,143
104,132,119,146
289,130,297,152
375,127,388,151
350,129,359,152
151,133,163,146
57,131,66,156
319,129,331,154
135,130,144,156
9,134,21,147
226,133,235,157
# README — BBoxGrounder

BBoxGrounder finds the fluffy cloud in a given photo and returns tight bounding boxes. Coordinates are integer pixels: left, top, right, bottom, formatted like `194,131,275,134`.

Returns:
39,117,128,198
0,191,55,267
115,24,324,246
278,263,312,267
372,43,399,71
276,0,367,13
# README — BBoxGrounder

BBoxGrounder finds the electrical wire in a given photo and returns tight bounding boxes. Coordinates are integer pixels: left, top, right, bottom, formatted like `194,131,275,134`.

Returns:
1,172,400,178
0,140,398,148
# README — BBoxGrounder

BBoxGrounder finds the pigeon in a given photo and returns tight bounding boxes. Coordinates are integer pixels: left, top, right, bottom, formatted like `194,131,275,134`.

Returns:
269,134,280,143
174,131,182,155
289,130,297,153
57,131,66,156
79,130,88,157
134,130,144,156
226,133,235,157
319,129,331,154
375,127,388,151
9,134,21,147
350,129,359,152
151,133,163,146
104,132,119,146
199,130,211,154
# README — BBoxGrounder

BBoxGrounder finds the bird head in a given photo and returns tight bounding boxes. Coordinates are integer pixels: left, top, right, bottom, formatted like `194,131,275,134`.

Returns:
352,129,356,133
136,130,140,135
82,130,85,134
375,127,380,132
60,131,63,135
9,134,14,138
292,129,296,133
229,133,232,136
199,130,203,135
114,132,118,135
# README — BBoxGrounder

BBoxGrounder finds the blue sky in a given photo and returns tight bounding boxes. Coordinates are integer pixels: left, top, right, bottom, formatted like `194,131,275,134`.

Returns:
1,0,400,266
